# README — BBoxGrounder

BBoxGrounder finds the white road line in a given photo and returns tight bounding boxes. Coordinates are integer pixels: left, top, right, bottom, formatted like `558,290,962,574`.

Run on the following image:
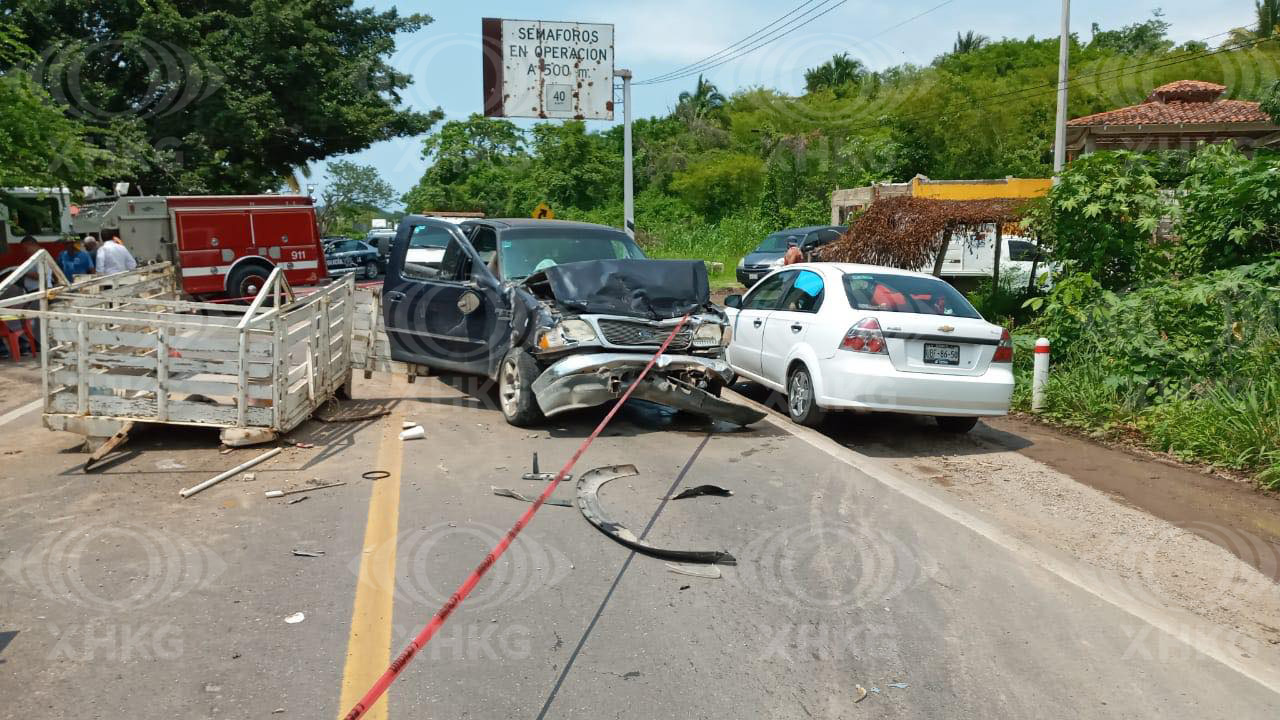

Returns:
726,388,1280,697
0,399,42,427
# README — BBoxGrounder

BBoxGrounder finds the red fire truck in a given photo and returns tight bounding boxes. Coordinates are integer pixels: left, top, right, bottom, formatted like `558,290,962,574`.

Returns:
69,193,329,298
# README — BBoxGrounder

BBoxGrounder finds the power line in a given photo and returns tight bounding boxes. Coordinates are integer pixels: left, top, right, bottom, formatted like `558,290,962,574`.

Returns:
639,0,828,85
638,0,961,86
638,0,850,85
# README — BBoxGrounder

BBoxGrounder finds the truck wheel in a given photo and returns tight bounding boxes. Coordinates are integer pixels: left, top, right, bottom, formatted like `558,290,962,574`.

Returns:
497,348,544,427
363,260,379,280
227,265,271,301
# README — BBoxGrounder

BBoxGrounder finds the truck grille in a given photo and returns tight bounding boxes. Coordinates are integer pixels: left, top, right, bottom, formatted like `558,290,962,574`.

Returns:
597,319,693,350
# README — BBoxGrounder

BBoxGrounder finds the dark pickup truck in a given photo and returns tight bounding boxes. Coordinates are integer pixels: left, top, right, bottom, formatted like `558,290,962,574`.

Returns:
380,217,764,427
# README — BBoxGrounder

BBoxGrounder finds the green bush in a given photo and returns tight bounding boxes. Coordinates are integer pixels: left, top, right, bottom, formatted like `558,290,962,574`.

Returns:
670,151,765,220
1175,144,1280,275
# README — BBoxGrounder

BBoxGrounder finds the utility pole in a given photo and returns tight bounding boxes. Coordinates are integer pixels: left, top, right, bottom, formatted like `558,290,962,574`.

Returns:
616,68,635,239
1052,0,1071,180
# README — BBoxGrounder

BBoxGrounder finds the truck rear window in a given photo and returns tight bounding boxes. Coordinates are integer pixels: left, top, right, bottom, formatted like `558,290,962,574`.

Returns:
842,273,981,319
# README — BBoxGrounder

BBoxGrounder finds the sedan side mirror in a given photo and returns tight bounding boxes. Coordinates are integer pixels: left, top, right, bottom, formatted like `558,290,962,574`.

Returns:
724,294,742,309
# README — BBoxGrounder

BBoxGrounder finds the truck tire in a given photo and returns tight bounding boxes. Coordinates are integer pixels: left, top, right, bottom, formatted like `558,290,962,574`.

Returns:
497,348,544,427
227,264,272,301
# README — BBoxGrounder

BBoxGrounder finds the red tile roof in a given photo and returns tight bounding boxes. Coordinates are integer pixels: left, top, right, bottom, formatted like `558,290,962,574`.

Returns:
1068,80,1271,127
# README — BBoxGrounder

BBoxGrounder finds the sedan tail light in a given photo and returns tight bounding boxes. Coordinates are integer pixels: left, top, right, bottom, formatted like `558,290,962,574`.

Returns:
992,329,1013,363
839,318,888,354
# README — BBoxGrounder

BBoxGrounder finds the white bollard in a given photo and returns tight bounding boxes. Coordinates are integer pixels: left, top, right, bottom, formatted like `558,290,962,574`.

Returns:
1032,337,1051,412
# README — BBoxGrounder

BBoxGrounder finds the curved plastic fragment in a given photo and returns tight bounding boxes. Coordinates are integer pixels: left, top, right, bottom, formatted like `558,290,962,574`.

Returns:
576,465,737,565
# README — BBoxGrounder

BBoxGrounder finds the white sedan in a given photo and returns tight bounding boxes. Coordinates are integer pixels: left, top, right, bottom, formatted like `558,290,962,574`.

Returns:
723,263,1014,432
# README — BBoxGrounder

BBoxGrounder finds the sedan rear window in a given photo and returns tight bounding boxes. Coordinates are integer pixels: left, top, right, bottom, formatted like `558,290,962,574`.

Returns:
842,273,981,319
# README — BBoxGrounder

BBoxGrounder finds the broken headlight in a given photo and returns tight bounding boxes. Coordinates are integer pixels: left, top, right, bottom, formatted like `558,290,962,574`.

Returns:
536,318,598,350
693,322,728,348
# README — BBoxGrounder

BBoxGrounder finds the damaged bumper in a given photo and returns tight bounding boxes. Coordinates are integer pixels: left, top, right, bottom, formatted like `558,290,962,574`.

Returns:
530,353,765,426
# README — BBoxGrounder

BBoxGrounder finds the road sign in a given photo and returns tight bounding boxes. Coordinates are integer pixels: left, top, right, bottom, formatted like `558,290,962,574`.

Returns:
482,18,614,120
532,203,554,220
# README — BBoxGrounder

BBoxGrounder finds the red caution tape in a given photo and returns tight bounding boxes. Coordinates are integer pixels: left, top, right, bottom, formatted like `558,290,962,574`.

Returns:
341,314,693,720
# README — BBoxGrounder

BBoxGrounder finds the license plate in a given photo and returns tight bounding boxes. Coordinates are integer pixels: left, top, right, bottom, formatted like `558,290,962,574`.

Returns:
748,273,760,281
924,342,960,366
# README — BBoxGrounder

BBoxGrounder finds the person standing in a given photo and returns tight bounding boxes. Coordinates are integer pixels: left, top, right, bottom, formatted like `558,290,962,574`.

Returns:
96,233,137,275
783,238,805,266
58,238,95,279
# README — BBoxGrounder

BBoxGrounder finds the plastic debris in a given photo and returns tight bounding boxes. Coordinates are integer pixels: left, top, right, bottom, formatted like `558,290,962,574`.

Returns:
888,683,909,689
665,563,722,579
854,685,868,703
284,612,305,624
669,484,733,500
242,472,256,482
402,421,418,429
265,481,345,499
292,549,324,557
400,425,425,441
287,495,309,505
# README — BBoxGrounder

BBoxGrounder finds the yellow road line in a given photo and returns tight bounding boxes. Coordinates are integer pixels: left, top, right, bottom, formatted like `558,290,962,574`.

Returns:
338,412,404,720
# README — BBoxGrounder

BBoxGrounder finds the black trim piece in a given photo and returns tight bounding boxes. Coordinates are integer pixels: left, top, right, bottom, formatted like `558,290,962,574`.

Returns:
481,18,504,117
882,331,1000,346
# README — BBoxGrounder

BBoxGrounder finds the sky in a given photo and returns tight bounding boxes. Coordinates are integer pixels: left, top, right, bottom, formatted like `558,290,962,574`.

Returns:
319,0,1248,207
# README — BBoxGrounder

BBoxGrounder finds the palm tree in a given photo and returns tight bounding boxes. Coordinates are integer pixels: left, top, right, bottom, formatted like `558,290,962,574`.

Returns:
952,30,990,54
1259,0,1280,38
803,53,866,93
676,74,726,120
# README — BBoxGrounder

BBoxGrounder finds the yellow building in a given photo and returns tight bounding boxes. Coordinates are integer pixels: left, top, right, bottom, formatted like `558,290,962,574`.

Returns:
830,175,1051,224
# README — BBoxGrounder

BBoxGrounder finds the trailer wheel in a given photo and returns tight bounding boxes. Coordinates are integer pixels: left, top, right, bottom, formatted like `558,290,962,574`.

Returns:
227,264,271,301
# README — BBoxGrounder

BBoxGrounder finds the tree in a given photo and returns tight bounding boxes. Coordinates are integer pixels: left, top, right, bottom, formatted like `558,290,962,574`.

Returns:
315,161,395,237
0,20,108,188
670,151,764,220
401,114,526,216
7,0,442,195
804,53,866,93
1258,0,1280,39
952,31,990,55
675,74,727,121
1089,11,1173,54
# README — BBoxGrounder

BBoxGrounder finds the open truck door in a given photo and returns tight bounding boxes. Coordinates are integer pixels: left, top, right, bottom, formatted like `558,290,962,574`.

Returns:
382,217,507,377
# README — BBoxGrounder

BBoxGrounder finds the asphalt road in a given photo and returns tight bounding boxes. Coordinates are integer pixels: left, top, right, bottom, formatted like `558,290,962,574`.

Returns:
1,372,1278,719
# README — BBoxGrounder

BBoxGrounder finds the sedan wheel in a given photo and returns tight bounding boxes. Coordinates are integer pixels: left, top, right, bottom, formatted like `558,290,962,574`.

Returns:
786,365,825,427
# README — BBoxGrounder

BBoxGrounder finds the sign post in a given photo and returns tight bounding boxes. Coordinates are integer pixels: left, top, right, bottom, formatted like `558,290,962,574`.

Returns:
617,68,634,239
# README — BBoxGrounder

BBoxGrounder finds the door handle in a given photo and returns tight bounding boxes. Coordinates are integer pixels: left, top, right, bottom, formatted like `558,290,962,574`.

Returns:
790,324,803,333
753,319,763,328
385,290,406,303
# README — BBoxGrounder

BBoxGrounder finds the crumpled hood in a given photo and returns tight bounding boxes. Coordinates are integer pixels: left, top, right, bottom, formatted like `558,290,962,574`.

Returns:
529,259,711,320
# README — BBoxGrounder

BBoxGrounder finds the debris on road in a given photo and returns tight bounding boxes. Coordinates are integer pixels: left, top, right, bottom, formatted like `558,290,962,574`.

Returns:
854,685,869,703
179,447,283,499
400,425,425,441
664,563,722,579
492,486,573,507
292,442,315,449
284,612,305,624
286,495,308,505
155,458,186,471
265,481,346,498
362,470,390,481
222,427,279,448
888,683,909,689
522,452,565,482
291,549,324,557
402,421,418,429
243,472,256,482
82,421,135,473
577,465,736,565
669,484,733,500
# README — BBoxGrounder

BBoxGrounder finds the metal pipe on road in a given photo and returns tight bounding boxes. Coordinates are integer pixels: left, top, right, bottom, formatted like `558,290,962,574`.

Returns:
180,446,283,498
1032,337,1051,412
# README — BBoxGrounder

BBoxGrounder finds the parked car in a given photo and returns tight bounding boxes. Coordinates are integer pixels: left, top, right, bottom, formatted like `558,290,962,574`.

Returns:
722,262,1013,432
381,217,763,427
365,228,397,261
736,225,846,287
323,238,382,279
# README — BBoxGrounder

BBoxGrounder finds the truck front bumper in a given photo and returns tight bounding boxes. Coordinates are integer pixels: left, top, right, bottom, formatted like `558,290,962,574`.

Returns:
530,353,763,426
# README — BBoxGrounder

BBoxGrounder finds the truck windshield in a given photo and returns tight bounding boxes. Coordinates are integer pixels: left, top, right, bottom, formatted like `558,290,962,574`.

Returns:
501,229,645,280
842,273,982,319
755,232,803,252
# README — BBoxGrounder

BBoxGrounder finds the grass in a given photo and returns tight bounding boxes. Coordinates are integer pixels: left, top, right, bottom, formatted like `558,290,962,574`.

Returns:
641,211,772,288
1012,342,1280,490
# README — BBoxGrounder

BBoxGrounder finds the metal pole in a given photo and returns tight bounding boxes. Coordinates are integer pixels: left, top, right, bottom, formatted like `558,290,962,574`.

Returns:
1052,0,1071,179
616,68,635,239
